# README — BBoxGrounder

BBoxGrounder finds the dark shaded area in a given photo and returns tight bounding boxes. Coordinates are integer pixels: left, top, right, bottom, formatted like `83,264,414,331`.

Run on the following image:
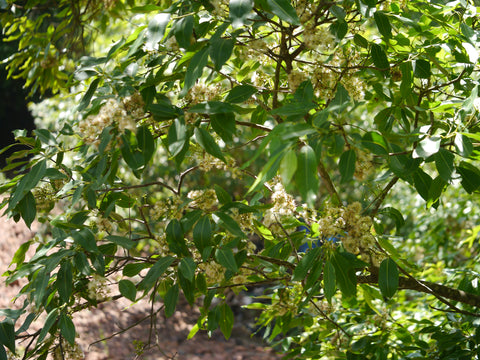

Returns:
0,33,36,177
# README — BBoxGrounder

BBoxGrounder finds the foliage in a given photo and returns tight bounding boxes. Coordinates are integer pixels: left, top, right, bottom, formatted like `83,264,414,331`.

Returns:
1,0,480,358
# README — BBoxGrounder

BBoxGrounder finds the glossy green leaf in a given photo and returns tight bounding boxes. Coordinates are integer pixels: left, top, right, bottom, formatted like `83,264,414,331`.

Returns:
210,38,234,71
0,320,15,353
17,190,36,228
189,101,236,114
137,125,155,165
434,148,455,182
214,211,245,237
264,0,300,26
215,248,238,273
148,101,183,121
178,257,196,282
194,127,227,163
371,44,390,70
0,345,6,360
454,134,473,157
230,0,254,27
295,145,319,206
193,216,213,256
182,46,210,96
165,219,189,257
354,34,369,48
123,262,150,277
271,102,315,117
294,80,314,103
292,247,321,281
400,61,413,98
413,136,441,159
214,184,232,204
78,78,100,111
324,260,336,303
279,148,297,184
331,251,357,299
9,159,46,211
413,169,432,201
105,235,135,250
414,59,431,79
211,112,236,143
37,308,59,344
57,261,73,304
71,228,98,252
59,313,76,345
374,11,392,39
339,149,356,183
164,284,179,318
138,256,174,291
362,132,389,155
225,84,257,103
378,258,399,299
146,13,170,49
456,162,480,193
119,279,137,301
168,118,188,157
174,15,194,49
218,303,234,340
378,207,405,230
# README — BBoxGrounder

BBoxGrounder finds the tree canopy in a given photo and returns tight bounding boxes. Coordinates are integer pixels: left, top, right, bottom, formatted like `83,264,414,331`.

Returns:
1,0,480,358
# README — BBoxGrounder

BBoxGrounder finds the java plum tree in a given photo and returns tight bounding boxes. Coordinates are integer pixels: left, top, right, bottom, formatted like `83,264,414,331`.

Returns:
1,0,480,358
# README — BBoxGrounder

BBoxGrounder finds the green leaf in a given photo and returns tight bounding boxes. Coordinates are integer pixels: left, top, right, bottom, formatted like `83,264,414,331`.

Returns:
225,84,257,103
427,176,446,208
295,145,319,206
354,34,369,48
374,11,392,39
9,159,47,211
137,125,155,165
378,258,399,299
182,46,210,96
215,248,239,273
168,118,188,157
189,101,236,114
0,345,6,360
292,248,321,281
456,162,480,193
214,211,245,238
263,0,300,25
230,0,254,27
378,207,405,230
119,279,137,302
434,148,455,182
279,148,297,184
174,15,194,49
194,127,227,163
164,283,179,317
37,308,59,344
294,80,314,103
413,169,432,201
400,61,413,98
17,191,36,228
209,38,234,71
105,235,135,250
331,251,357,299
178,257,196,282
414,59,431,79
166,219,189,256
413,137,441,159
214,184,232,204
123,262,150,277
362,132,389,155
146,13,170,49
218,303,234,340
329,4,346,19
324,260,336,303
78,78,100,112
138,256,174,291
0,320,15,353
454,134,473,157
71,228,98,252
339,149,356,183
148,102,183,121
271,102,316,117
211,112,236,143
57,261,73,304
371,44,390,70
193,216,213,257
11,240,32,267
59,313,76,345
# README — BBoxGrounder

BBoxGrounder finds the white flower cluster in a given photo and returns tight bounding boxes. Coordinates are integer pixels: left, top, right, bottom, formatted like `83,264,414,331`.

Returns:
78,98,137,146
303,24,336,51
187,189,218,211
288,69,308,92
230,207,255,234
186,83,222,105
198,260,225,285
87,274,110,301
263,180,296,228
211,0,229,18
354,149,374,181
150,197,183,221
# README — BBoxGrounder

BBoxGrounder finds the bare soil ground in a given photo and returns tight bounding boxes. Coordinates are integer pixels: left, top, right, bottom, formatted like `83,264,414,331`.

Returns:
0,216,283,360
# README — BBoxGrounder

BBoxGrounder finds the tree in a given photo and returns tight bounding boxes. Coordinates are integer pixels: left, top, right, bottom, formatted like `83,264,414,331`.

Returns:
1,0,480,358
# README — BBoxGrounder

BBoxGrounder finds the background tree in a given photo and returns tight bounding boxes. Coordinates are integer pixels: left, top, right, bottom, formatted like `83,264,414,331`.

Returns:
1,0,480,358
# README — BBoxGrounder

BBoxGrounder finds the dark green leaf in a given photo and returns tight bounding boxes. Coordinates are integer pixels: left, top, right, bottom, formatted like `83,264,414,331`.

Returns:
294,80,314,103
353,34,369,48
371,44,390,70
400,61,413,98
374,11,392,39
292,248,321,281
414,59,431,79
119,279,137,302
182,46,210,96
164,284,179,317
105,235,135,250
57,261,73,304
168,118,188,156
37,308,59,343
279,148,297,184
295,145,319,206
148,102,183,121
331,251,357,299
166,219,189,256
362,132,389,155
211,112,236,143
193,216,213,257
456,162,480,193
189,101,236,114
214,184,232,204
137,125,155,165
59,313,76,345
330,19,348,40
230,0,254,27
225,85,257,103
378,207,405,230
209,38,234,71
434,148,455,182
194,127,227,163
413,169,432,200
264,0,300,25
0,320,15,353
146,13,170,49
178,257,196,282
330,5,346,19
17,191,36,228
78,78,100,111
271,102,315,117
427,176,446,208
324,260,336,303
123,262,150,277
218,303,234,339
214,211,245,238
455,134,473,157
339,149,356,183
215,248,238,273
138,256,174,291
9,159,47,211
71,228,98,252
378,258,399,299
174,15,194,49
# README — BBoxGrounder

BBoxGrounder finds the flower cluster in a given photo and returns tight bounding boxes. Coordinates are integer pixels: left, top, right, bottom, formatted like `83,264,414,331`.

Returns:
198,260,225,285
354,149,375,181
122,91,146,119
78,98,137,146
263,179,296,229
186,83,222,105
187,189,218,211
303,24,336,51
150,197,183,221
87,274,110,301
32,184,57,212
53,339,84,360
287,69,308,92
211,0,229,18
